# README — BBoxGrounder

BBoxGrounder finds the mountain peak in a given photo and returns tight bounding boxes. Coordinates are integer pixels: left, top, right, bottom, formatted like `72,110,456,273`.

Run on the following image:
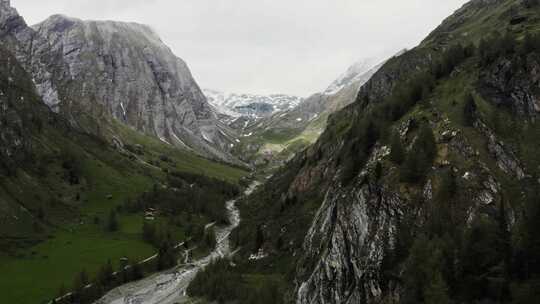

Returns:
35,14,162,44
324,57,382,95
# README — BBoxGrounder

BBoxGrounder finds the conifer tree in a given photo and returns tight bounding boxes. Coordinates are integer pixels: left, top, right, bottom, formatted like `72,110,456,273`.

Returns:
107,210,119,232
463,94,477,127
389,132,405,164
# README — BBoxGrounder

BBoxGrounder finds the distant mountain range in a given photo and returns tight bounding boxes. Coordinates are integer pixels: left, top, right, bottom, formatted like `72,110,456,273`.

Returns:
204,89,303,119
226,53,392,166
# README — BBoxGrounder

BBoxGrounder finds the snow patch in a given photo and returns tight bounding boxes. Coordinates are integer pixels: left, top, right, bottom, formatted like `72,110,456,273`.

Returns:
159,136,170,145
202,132,214,143
204,89,303,120
120,102,126,117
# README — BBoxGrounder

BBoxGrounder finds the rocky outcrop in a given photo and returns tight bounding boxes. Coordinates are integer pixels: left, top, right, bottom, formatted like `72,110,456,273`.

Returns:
477,54,540,120
0,0,65,111
0,48,31,168
476,121,526,179
296,146,402,304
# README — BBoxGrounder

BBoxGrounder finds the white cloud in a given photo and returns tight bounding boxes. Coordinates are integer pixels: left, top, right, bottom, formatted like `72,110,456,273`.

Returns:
12,0,469,96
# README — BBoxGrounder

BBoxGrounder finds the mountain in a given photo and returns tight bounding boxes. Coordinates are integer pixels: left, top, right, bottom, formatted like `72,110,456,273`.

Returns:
205,89,303,119
221,1,540,304
323,57,384,95
0,3,250,303
0,1,238,163
0,31,246,304
232,55,387,167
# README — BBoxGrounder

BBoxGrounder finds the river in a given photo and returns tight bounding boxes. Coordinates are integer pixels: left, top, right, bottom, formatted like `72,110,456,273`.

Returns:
93,182,258,304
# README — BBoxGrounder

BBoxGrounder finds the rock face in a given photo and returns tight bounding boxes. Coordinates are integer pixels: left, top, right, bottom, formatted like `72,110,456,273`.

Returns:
0,0,65,111
0,46,35,170
0,2,238,162
296,146,402,304
478,54,540,120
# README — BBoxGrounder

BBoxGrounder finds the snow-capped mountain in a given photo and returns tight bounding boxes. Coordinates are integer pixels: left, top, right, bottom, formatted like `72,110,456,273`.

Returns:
204,89,303,119
323,58,383,95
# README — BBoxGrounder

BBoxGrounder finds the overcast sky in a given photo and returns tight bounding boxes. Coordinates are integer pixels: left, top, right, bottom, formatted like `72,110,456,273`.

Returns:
13,0,469,97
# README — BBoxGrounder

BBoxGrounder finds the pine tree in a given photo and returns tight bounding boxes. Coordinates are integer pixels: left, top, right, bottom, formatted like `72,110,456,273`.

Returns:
403,236,449,304
389,132,405,164
142,221,156,244
204,228,217,249
401,124,436,183
73,269,90,301
255,225,265,250
157,241,176,270
520,185,540,278
107,210,119,232
417,124,437,161
463,94,477,127
57,283,67,298
435,170,457,202
130,262,143,280
424,272,451,304
97,259,114,287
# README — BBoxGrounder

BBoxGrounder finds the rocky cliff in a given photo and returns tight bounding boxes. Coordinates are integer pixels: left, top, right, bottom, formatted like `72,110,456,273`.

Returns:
0,2,238,163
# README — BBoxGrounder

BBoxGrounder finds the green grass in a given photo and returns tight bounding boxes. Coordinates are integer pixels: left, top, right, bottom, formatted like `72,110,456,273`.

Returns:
111,121,247,184
422,0,540,48
0,151,156,304
0,122,246,304
0,219,155,303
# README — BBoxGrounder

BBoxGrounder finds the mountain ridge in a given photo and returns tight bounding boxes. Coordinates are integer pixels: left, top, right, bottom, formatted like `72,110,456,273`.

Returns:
0,2,241,164
228,1,540,304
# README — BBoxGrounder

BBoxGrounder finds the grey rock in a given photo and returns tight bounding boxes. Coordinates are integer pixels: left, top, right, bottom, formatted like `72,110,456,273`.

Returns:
296,181,402,304
477,122,525,179
1,3,239,163
478,55,540,121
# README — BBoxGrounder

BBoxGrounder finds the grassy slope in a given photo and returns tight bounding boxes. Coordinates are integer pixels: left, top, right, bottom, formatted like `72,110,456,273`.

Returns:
0,123,247,303
112,121,246,184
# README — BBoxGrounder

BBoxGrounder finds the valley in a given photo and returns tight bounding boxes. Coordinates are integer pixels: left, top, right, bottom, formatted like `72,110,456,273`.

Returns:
93,181,257,304
2,0,540,304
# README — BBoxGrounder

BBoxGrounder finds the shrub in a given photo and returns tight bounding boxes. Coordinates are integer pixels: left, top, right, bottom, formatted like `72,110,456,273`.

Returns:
106,210,119,232
389,132,405,164
463,94,477,127
400,124,436,183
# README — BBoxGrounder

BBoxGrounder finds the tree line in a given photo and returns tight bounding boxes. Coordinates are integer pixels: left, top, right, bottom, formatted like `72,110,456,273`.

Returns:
187,258,284,304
